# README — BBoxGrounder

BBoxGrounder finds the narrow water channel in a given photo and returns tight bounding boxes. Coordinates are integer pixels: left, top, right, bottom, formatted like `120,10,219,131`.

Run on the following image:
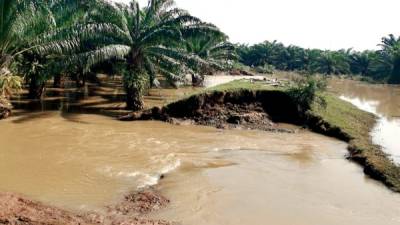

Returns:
329,79,400,164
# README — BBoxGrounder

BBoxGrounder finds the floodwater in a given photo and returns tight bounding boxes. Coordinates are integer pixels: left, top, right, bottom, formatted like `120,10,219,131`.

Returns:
329,79,400,164
0,76,400,225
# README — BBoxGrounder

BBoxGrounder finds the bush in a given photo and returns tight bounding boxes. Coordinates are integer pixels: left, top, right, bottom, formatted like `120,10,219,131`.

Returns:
0,72,22,98
254,64,274,74
287,75,327,111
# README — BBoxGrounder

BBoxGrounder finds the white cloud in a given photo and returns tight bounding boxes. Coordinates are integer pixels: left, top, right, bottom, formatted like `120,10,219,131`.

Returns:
112,0,400,50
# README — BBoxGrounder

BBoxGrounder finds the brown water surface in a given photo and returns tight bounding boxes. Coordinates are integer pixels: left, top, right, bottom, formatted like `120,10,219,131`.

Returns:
0,76,399,224
329,79,400,163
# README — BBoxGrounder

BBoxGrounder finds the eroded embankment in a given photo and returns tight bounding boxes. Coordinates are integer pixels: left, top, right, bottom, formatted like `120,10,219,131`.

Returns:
123,88,400,192
124,90,302,133
0,189,171,225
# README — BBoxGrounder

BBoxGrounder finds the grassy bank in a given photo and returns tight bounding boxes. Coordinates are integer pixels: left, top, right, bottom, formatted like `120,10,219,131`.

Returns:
147,79,400,192
310,94,400,192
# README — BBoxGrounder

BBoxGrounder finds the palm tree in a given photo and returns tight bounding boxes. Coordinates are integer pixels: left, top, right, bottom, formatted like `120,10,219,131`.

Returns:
0,0,39,98
0,0,80,99
184,34,236,85
349,51,375,76
312,50,350,75
285,45,308,71
377,34,400,84
75,0,222,110
1,0,123,102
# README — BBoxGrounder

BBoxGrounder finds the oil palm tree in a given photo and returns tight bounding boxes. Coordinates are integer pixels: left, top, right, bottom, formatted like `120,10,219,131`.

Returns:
377,34,400,84
1,0,121,102
0,0,39,98
183,34,236,85
312,50,350,75
349,51,376,76
285,45,308,71
74,0,222,110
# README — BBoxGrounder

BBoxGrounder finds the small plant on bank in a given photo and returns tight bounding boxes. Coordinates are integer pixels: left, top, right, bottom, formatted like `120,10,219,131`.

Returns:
0,70,22,99
254,64,274,74
287,75,327,111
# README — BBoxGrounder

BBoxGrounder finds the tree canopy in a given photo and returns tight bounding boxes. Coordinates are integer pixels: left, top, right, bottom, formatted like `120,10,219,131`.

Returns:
237,35,400,84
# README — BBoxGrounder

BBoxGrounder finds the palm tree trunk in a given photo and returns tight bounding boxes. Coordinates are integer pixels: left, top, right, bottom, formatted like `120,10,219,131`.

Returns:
125,85,144,111
192,73,204,87
388,58,400,84
53,74,62,88
28,76,45,99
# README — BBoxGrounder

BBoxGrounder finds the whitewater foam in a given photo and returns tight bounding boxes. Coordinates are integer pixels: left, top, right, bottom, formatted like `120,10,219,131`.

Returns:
98,155,182,188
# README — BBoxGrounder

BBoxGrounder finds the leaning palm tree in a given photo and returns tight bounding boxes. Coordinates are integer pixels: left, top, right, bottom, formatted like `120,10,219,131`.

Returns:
75,0,222,110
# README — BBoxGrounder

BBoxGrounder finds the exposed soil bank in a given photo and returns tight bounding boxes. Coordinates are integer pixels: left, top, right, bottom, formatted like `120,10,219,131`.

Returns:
123,85,400,192
0,189,172,225
123,90,300,133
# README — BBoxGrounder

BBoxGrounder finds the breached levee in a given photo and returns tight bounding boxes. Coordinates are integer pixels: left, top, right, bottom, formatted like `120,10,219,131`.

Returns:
123,90,303,133
122,80,400,193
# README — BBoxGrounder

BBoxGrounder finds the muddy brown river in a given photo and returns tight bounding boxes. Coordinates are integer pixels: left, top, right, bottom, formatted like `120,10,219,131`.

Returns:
0,76,400,225
329,79,400,164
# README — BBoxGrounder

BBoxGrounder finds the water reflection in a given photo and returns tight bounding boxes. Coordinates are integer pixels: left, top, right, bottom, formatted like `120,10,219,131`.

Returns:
10,75,263,122
329,79,400,164
329,79,400,119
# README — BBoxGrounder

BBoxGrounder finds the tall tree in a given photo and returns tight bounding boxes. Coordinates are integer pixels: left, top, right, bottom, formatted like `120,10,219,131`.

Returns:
0,0,120,101
378,34,400,84
74,0,222,110
184,33,236,79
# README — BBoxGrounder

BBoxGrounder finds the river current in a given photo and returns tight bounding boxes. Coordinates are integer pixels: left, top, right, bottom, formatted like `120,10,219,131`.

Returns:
0,76,399,225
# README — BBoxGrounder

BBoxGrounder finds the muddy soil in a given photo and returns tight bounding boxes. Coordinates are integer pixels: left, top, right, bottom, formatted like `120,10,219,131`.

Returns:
122,90,300,133
0,189,172,225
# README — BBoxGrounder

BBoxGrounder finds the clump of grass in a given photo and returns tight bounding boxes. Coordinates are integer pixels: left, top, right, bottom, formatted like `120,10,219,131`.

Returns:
287,75,327,111
254,64,274,74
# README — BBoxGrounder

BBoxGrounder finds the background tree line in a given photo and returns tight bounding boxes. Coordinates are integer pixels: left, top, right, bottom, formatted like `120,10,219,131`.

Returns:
237,34,400,84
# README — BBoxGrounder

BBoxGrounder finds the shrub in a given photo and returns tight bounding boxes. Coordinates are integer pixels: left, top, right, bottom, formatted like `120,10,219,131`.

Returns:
254,64,274,74
287,75,327,111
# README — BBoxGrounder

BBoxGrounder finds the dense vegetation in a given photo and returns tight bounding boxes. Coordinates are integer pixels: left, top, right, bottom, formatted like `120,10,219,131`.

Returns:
1,0,399,115
0,0,234,111
237,35,400,84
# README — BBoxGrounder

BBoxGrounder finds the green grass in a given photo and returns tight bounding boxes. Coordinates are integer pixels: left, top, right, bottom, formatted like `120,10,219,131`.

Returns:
208,79,292,94
311,93,376,140
311,93,400,191
207,80,277,92
166,79,278,104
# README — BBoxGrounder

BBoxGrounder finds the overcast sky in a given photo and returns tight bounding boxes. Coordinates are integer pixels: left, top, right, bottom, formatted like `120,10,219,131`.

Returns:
113,0,399,50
